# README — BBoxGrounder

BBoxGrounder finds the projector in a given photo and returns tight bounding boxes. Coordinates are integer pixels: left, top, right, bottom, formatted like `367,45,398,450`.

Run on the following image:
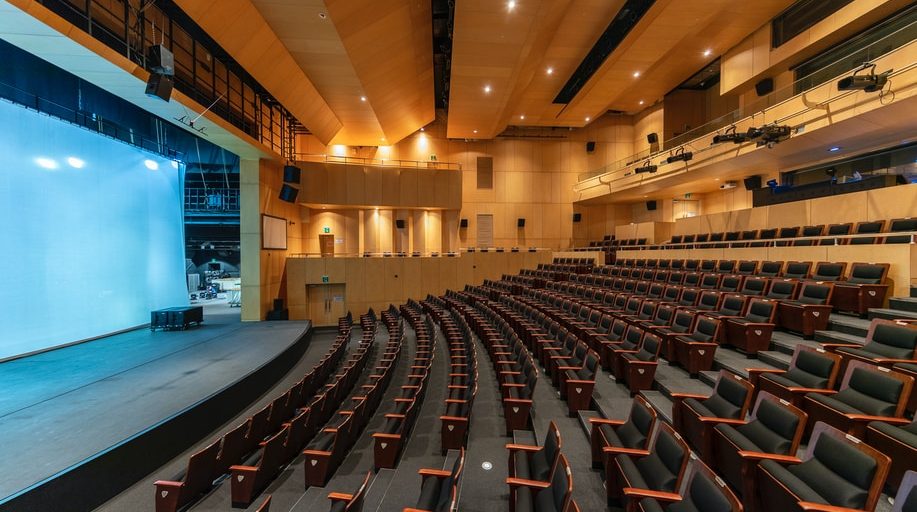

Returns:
719,181,737,190
838,72,889,92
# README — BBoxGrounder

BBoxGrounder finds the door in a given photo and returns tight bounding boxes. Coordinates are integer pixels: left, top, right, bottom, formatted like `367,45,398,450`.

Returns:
307,284,346,326
476,214,494,248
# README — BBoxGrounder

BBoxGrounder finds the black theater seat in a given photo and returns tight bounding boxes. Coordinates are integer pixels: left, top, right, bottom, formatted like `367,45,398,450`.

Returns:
866,419,917,492
749,345,842,408
327,471,372,512
822,318,917,372
820,222,853,245
831,263,891,316
590,396,657,468
671,371,754,459
506,422,562,511
407,449,464,512
631,458,742,512
604,422,691,507
506,454,576,512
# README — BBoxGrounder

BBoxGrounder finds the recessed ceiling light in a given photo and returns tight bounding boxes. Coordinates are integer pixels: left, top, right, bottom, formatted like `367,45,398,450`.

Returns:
144,159,159,171
380,137,386,142
546,67,554,75
360,96,366,102
829,146,841,152
318,12,326,19
420,127,425,132
715,178,720,181
585,117,591,122
473,130,478,134
633,71,640,78
507,0,516,11
703,49,712,57
519,114,525,120
66,157,85,168
639,100,645,105
35,157,57,169
483,85,492,94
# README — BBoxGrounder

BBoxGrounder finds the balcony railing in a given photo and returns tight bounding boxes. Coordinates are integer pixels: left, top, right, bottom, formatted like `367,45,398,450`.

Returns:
293,153,462,170
184,188,240,213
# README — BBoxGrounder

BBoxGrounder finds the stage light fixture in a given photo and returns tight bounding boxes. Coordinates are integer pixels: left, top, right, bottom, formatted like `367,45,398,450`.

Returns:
666,148,693,164
66,157,85,168
35,157,58,169
756,124,791,148
634,160,657,174
837,63,890,93
711,126,748,145
144,159,159,170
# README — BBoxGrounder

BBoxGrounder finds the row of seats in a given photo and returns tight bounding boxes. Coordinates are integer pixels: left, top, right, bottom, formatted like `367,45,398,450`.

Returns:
303,310,401,488
153,312,360,512
371,301,436,470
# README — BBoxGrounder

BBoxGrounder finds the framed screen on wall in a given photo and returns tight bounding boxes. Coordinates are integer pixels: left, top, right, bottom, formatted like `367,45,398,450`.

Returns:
262,214,288,250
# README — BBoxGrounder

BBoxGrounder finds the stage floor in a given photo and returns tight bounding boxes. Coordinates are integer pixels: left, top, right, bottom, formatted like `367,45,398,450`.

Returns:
0,304,311,502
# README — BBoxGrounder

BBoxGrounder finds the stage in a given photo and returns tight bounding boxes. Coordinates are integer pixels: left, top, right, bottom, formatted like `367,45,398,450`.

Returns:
0,304,312,511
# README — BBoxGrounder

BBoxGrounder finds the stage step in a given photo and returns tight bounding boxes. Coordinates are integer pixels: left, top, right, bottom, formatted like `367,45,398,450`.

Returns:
889,297,917,313
814,329,866,346
638,390,674,425
827,315,871,337
868,308,917,321
757,350,791,370
771,331,822,355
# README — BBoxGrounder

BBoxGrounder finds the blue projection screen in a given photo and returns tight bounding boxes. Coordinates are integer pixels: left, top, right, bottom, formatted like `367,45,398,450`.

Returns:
0,100,188,359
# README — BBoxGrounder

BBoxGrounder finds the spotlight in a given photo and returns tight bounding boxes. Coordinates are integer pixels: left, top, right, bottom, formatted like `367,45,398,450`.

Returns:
666,148,693,164
756,124,791,148
837,63,890,93
144,159,159,170
35,157,58,169
634,160,657,174
711,126,748,144
66,157,85,168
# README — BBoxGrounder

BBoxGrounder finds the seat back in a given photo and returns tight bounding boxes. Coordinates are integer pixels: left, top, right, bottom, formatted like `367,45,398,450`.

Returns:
717,260,736,273
719,275,743,293
836,361,913,417
678,288,700,306
183,440,221,500
717,294,747,316
744,299,776,323
705,371,754,419
782,261,811,279
746,392,807,454
758,260,783,277
670,311,696,333
724,231,740,242
765,279,799,300
678,458,743,512
820,222,853,245
543,421,563,479
342,471,373,511
696,291,722,311
690,316,720,342
636,333,663,361
885,218,917,244
851,220,885,245
646,423,692,491
622,326,645,350
794,225,825,246
739,276,768,296
846,262,889,284
618,396,658,449
682,272,701,287
797,282,833,304
812,262,847,281
700,260,717,273
546,454,575,512
736,260,758,275
863,319,917,359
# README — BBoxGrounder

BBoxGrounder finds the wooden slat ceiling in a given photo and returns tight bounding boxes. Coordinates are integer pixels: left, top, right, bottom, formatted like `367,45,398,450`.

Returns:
448,0,794,139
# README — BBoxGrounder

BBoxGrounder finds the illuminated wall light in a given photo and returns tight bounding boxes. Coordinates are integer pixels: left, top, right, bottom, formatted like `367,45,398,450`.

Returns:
585,117,591,122
546,67,554,75
507,0,516,11
66,157,85,169
703,49,712,57
473,129,478,134
35,157,58,169
519,114,525,120
331,144,347,156
417,133,429,149
483,85,492,94
633,71,640,78
144,159,159,170
360,96,367,102
639,100,644,105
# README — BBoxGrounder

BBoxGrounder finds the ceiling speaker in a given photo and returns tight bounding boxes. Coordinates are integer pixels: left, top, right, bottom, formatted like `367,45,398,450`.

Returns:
145,73,173,102
585,141,596,153
395,219,406,229
279,184,299,203
646,200,657,211
647,133,658,144
147,44,174,76
743,176,762,190
573,213,582,222
460,218,468,228
755,78,774,97
517,218,526,228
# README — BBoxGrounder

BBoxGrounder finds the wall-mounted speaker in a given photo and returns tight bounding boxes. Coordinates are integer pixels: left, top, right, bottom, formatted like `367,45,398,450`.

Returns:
646,200,657,211
283,165,301,184
395,219,406,229
647,133,659,144
517,218,526,228
460,218,468,228
145,73,173,102
755,78,774,97
743,175,762,190
572,213,582,223
585,141,596,153
279,184,299,203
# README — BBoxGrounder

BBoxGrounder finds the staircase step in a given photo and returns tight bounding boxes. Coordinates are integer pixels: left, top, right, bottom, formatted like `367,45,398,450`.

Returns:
652,363,713,400
577,410,602,439
712,348,779,378
814,330,866,346
868,308,917,321
827,315,872,337
889,297,917,313
699,371,719,387
771,331,822,355
638,390,674,425
363,468,397,512
758,351,791,370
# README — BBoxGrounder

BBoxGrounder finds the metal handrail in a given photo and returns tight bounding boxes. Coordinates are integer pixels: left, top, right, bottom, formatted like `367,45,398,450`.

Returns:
576,20,917,184
568,230,917,251
288,247,550,258
292,153,462,170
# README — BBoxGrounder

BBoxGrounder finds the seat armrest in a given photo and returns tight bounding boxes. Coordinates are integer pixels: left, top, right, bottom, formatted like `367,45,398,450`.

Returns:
505,477,551,490
698,417,747,425
588,418,626,426
602,447,650,456
505,443,541,453
417,469,451,478
327,492,353,503
797,502,868,512
621,488,682,503
820,343,860,351
793,388,837,395
669,392,708,400
844,414,910,424
737,451,800,463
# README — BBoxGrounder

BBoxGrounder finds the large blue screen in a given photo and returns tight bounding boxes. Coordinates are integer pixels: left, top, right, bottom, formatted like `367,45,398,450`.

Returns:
0,100,188,359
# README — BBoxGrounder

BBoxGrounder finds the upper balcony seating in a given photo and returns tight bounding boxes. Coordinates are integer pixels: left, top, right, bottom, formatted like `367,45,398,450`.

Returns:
403,448,464,512
590,396,657,469
604,422,691,508
865,419,917,493
758,260,784,277
850,220,886,245
775,226,800,246
629,457,743,512
326,471,372,512
722,299,778,355
754,422,890,512
831,263,891,316
776,281,835,338
793,225,825,246
710,391,807,503
506,422,562,511
506,453,577,512
747,345,842,409
821,222,853,245
885,218,917,244
822,318,917,375
671,371,754,459
802,360,913,438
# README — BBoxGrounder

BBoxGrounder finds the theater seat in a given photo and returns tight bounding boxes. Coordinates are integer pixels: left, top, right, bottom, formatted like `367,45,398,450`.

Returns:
802,360,913,438
890,471,917,512
629,458,742,512
755,422,890,512
590,396,657,468
154,439,221,512
748,345,842,408
711,392,807,501
781,261,812,280
758,261,783,277
506,422,561,511
617,334,664,395
327,471,372,512
506,453,576,512
672,371,754,459
776,281,834,338
820,222,853,246
830,263,891,316
405,448,464,512
865,419,917,492
230,426,289,506
722,299,777,355
885,218,917,244
671,316,722,376
793,225,825,247
850,220,885,245
559,350,600,415
604,422,691,507
823,319,917,374
811,261,847,282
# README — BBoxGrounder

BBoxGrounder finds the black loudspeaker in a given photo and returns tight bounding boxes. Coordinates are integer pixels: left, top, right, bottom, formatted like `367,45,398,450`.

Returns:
585,141,596,153
273,298,285,311
573,213,582,222
147,44,175,75
396,219,406,229
283,165,301,184
145,73,173,102
755,78,774,96
517,218,526,228
279,184,299,203
646,200,657,211
647,133,659,144
460,218,468,228
743,176,762,190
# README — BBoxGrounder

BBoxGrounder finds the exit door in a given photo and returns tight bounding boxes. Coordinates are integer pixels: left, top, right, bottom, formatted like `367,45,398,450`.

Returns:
307,284,346,327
